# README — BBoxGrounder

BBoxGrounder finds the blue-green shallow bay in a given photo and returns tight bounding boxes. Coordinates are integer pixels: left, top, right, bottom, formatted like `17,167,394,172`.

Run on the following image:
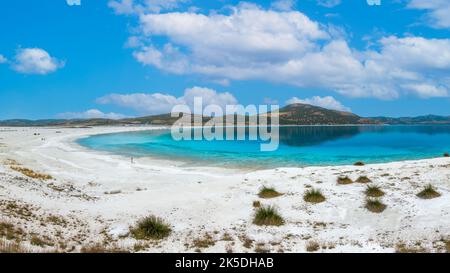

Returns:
77,125,450,169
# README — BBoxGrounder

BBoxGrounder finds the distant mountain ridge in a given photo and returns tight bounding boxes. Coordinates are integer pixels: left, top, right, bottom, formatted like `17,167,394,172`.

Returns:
274,103,375,125
368,115,450,125
1,103,449,127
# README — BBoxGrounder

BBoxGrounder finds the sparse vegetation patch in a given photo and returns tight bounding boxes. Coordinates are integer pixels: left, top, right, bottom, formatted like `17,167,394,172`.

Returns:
0,239,27,253
258,186,283,199
365,198,387,213
395,243,426,253
81,243,128,253
30,236,50,247
253,206,284,226
253,201,261,208
131,215,171,240
337,176,353,185
303,189,326,204
0,221,24,241
192,233,216,249
254,245,270,253
417,184,441,199
306,241,320,252
10,165,52,180
364,185,385,197
356,175,371,183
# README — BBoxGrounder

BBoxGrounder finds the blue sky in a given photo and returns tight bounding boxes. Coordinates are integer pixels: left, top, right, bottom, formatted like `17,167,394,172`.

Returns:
0,0,449,119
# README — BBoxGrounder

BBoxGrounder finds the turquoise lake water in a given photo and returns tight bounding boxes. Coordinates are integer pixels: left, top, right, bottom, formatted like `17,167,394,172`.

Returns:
77,126,450,169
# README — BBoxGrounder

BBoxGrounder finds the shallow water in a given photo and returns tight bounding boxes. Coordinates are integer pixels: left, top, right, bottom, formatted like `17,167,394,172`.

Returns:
78,125,450,169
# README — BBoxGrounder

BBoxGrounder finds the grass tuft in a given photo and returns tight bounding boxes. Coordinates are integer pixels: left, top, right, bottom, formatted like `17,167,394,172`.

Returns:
253,206,284,226
131,215,171,240
356,175,371,183
417,184,441,199
364,185,385,197
252,201,261,208
258,186,283,199
365,198,387,213
303,188,326,204
306,241,320,252
337,176,353,185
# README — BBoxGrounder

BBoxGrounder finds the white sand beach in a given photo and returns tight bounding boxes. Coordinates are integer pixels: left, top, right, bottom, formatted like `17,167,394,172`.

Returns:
1,126,450,253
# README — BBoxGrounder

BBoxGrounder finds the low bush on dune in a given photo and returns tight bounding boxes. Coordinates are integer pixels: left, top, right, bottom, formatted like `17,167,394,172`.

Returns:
337,176,353,185
365,198,387,213
131,215,171,240
417,184,441,199
253,206,284,226
303,189,326,204
354,161,365,166
444,152,449,157
258,186,283,199
364,185,385,197
356,175,371,183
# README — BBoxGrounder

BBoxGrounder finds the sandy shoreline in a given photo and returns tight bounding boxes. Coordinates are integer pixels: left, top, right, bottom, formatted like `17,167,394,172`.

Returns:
1,126,450,253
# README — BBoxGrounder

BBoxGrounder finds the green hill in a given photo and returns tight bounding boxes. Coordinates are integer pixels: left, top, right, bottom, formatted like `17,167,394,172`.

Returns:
1,104,449,127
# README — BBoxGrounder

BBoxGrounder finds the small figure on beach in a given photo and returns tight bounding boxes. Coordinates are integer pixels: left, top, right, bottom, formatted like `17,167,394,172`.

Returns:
131,157,134,164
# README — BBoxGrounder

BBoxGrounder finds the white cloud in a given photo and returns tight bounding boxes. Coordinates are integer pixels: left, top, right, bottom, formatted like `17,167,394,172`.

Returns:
407,0,450,29
57,109,126,120
108,0,135,14
66,0,81,6
286,96,351,111
0,54,7,64
271,0,296,11
118,4,450,100
374,36,450,70
134,5,329,78
138,6,328,57
317,0,341,8
12,48,64,75
97,86,238,115
108,0,187,15
133,44,188,74
401,83,448,98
